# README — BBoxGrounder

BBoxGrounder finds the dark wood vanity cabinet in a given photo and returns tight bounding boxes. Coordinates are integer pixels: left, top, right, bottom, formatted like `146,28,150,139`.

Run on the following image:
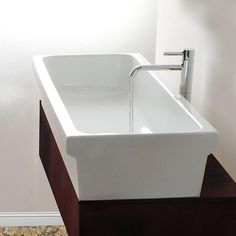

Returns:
40,102,79,236
39,102,236,236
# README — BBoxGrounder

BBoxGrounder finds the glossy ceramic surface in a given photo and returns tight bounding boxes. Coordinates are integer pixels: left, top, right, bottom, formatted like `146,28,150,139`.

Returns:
33,53,217,200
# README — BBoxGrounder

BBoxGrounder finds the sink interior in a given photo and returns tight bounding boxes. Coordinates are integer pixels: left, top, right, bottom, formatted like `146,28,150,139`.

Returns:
44,54,201,135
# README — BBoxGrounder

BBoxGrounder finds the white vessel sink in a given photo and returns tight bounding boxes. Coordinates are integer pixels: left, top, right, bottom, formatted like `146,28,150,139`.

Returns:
33,53,217,200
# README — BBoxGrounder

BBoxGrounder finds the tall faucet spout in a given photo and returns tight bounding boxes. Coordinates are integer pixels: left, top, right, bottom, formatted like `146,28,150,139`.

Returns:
129,64,182,78
129,49,194,102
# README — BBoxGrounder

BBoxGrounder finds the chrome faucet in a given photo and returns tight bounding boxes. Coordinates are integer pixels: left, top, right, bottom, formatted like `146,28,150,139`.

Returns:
130,49,195,102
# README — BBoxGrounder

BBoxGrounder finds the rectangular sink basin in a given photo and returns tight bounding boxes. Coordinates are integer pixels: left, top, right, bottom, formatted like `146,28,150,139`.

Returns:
33,53,217,200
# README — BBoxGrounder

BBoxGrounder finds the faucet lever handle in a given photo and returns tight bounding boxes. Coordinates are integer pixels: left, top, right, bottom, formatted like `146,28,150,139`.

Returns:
164,49,195,60
163,51,183,56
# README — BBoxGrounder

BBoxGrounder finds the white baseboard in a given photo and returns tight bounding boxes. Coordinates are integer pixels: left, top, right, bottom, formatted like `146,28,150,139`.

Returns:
0,212,63,227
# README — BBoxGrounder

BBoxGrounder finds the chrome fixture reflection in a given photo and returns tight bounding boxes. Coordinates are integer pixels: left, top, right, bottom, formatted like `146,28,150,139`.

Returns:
130,49,195,102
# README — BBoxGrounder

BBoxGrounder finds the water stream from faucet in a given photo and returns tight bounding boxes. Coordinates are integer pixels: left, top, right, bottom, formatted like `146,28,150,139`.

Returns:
129,76,133,133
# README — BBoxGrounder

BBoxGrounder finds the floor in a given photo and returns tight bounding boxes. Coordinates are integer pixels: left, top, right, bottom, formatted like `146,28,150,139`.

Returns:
0,226,67,236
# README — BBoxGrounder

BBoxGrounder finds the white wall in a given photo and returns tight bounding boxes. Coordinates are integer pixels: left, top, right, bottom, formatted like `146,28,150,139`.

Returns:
0,0,157,212
156,0,236,179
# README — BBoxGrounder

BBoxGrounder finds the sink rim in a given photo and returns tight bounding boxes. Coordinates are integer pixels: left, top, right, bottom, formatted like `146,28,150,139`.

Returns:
33,53,217,140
